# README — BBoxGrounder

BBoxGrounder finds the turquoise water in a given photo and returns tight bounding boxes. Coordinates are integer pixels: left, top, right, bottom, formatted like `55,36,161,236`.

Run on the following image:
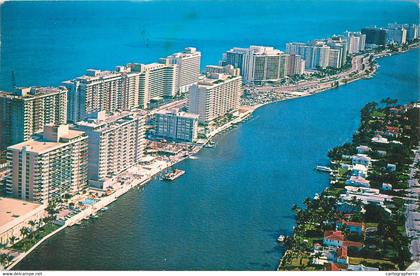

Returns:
2,0,419,271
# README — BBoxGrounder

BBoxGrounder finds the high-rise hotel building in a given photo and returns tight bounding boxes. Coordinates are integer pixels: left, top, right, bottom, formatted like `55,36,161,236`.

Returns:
286,41,346,69
64,69,128,123
188,67,242,123
345,32,366,54
0,87,68,151
6,125,88,203
222,46,290,84
155,109,199,143
127,63,177,109
160,47,201,94
74,110,146,189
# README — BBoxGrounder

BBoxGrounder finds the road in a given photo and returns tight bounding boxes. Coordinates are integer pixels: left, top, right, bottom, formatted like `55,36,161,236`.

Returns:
405,146,420,261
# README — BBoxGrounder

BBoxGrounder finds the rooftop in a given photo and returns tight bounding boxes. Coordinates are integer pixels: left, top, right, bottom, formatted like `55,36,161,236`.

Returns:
0,86,67,99
156,109,199,120
8,125,85,154
0,197,43,227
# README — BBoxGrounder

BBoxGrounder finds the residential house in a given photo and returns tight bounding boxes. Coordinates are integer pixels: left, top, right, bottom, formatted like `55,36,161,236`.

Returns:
352,164,368,178
323,230,345,247
387,163,396,172
356,145,371,154
336,221,364,235
352,154,371,167
346,176,371,188
382,183,393,191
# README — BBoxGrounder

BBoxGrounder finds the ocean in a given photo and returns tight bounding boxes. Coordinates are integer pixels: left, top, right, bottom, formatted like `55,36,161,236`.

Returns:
2,0,419,270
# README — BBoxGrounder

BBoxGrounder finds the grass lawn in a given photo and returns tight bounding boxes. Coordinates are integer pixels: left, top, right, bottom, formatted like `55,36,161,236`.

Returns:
348,257,397,269
11,223,61,252
289,256,310,267
371,111,386,118
365,222,378,228
325,187,344,197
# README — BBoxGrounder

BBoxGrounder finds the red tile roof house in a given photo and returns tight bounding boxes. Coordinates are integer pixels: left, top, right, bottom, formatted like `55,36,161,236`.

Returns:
336,246,348,265
336,220,365,235
323,230,364,248
324,263,347,271
323,230,345,247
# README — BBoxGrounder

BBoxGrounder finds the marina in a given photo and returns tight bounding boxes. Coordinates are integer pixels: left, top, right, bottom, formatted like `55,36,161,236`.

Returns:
161,169,186,181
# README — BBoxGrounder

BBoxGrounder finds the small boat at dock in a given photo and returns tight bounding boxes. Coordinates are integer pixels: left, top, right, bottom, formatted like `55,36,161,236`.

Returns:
162,169,185,181
316,165,333,173
277,235,286,243
204,140,216,148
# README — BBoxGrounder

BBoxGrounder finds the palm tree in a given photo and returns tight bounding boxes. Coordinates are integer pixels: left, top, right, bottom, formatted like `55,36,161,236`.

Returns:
20,227,31,240
5,254,13,267
0,253,8,267
9,235,17,246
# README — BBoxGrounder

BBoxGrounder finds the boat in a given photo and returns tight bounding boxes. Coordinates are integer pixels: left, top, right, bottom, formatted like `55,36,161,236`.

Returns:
189,155,198,160
204,140,216,148
75,221,82,225
316,165,333,173
277,235,286,243
101,207,109,211
162,169,185,181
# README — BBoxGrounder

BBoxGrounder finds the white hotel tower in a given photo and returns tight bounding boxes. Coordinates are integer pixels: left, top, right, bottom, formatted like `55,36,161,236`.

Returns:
75,110,146,190
161,47,201,94
188,66,242,123
6,125,89,204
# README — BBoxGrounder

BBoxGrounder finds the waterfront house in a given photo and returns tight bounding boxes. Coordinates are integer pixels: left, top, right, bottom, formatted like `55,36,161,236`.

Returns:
371,135,389,144
346,176,371,188
344,186,380,195
382,183,393,191
323,230,345,247
351,164,368,178
336,221,364,235
336,246,348,265
356,145,371,154
352,154,371,167
384,126,401,138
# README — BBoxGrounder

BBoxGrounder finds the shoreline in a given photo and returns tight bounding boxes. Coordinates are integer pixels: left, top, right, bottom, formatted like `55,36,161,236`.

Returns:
277,101,420,271
277,46,420,271
6,44,419,271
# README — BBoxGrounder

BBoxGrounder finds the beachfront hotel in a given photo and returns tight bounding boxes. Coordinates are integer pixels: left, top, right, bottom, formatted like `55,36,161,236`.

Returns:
6,125,88,204
287,54,306,76
286,41,335,69
345,32,367,54
188,67,242,123
63,69,133,123
127,62,177,109
155,109,199,143
160,47,201,94
361,27,388,47
74,110,146,190
221,46,290,84
0,87,68,151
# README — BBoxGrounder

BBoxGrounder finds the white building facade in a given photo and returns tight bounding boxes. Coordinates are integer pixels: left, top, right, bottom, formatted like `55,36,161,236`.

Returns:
75,111,146,189
6,125,89,203
188,71,242,123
